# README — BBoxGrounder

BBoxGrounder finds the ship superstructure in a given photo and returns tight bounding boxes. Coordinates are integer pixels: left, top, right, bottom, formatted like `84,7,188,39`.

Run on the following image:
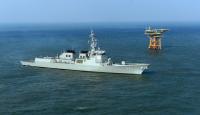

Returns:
21,30,149,74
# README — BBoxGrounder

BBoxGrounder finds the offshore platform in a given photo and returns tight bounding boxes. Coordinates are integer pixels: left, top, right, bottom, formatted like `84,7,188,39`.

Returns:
145,27,168,50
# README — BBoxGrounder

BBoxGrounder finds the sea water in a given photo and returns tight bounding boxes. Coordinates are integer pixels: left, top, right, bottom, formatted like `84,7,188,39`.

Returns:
0,23,200,115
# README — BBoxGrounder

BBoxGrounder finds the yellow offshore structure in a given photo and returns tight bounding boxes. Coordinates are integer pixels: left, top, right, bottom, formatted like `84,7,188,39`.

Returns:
145,27,168,50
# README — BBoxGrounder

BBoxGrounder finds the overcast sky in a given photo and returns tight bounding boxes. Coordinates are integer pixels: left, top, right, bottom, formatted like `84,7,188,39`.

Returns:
0,0,199,23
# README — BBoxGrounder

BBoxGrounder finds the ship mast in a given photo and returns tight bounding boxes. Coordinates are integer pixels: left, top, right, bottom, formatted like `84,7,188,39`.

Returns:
89,30,97,54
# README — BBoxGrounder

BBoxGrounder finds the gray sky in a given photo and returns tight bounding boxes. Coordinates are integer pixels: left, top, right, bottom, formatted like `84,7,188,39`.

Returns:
0,0,199,23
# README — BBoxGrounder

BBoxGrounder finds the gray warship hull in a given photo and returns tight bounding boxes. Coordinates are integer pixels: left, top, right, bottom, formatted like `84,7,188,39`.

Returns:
21,61,149,75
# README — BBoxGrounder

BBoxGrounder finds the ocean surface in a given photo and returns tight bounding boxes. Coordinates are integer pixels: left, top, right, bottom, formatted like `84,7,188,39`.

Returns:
0,23,200,115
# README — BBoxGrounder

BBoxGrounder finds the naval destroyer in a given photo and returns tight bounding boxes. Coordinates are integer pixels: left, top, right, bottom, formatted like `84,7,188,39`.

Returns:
21,30,149,74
